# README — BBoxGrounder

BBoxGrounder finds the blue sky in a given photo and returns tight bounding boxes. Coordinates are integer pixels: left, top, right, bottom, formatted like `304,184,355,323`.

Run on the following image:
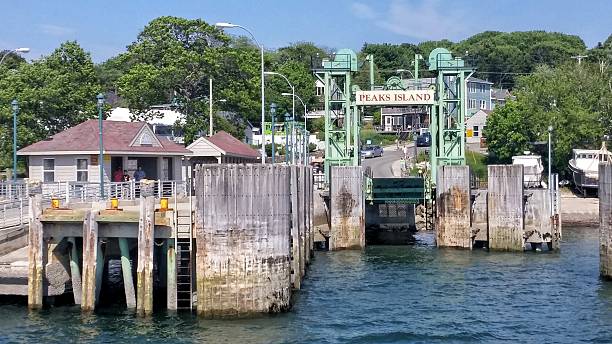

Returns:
1,0,610,63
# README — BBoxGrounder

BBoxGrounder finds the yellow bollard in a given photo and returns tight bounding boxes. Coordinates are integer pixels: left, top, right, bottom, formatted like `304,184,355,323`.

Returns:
110,198,119,210
51,198,60,209
159,197,168,211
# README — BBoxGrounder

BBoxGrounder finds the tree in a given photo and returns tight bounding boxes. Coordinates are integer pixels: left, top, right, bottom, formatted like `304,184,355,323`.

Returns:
485,62,611,176
0,41,101,169
116,16,264,144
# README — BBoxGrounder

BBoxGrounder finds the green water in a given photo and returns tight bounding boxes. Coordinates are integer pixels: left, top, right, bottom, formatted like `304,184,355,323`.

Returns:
1,227,611,343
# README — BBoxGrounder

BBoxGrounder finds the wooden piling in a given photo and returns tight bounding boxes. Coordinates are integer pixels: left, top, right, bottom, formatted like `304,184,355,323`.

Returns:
309,167,315,257
67,237,82,305
195,164,292,317
81,210,98,311
298,166,306,279
330,166,365,250
136,195,155,316
290,165,301,289
599,163,612,279
27,194,43,309
118,238,136,309
166,239,177,311
435,165,472,249
488,165,525,251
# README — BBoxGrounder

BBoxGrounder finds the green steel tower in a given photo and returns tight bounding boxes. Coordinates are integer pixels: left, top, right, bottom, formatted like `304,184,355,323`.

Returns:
313,49,360,184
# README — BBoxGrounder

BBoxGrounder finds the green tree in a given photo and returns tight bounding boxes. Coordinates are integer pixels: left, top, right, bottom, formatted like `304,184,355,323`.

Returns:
116,16,264,144
0,41,101,169
485,62,611,176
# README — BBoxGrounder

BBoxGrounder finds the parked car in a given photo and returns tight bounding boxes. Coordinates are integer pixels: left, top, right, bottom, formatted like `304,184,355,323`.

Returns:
416,132,431,147
361,145,384,158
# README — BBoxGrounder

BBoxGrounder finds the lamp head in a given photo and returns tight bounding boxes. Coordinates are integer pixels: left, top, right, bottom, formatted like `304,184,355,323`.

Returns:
15,48,30,53
218,99,227,103
548,125,553,132
96,93,105,106
11,99,18,112
270,102,277,114
263,71,276,76
281,92,292,96
215,22,238,29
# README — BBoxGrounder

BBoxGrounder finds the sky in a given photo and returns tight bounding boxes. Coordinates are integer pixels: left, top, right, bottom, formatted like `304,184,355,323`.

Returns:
1,0,610,63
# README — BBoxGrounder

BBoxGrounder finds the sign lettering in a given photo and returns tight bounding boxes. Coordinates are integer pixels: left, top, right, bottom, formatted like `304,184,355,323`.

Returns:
355,90,435,106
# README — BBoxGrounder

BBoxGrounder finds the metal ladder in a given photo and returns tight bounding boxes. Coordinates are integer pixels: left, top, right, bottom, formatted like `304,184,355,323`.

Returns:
175,196,193,311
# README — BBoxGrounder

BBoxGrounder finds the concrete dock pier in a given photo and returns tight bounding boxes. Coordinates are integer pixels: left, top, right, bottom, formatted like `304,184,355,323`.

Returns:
0,163,315,317
329,166,365,250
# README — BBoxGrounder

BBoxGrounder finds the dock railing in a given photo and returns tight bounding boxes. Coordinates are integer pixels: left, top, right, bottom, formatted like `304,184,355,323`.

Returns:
0,180,187,203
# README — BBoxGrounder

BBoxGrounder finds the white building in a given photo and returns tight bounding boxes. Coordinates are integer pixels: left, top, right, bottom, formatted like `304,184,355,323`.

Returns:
465,109,491,144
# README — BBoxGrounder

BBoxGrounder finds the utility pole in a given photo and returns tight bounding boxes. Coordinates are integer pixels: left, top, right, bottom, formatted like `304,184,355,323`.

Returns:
209,78,213,136
571,55,588,65
11,100,19,181
97,94,105,199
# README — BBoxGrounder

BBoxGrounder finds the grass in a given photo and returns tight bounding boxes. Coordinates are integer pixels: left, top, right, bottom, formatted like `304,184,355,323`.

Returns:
361,129,397,146
466,150,487,178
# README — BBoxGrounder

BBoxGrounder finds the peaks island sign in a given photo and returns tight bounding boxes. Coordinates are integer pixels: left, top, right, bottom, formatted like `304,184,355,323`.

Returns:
355,90,435,106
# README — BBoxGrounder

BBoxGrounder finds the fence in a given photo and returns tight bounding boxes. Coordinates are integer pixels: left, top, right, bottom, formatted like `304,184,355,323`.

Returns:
0,198,27,229
0,180,187,203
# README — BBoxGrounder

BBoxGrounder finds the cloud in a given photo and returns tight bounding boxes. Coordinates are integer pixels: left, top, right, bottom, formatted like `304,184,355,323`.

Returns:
351,2,378,20
351,0,470,41
39,24,75,37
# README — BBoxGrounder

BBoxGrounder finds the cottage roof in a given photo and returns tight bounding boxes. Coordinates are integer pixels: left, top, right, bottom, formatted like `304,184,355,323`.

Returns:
467,77,494,85
187,131,260,159
18,119,191,156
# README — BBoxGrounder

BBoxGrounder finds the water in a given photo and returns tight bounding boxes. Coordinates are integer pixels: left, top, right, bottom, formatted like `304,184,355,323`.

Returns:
1,227,611,343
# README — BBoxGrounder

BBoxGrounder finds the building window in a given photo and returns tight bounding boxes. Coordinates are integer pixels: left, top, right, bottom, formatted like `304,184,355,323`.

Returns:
316,86,324,96
76,158,88,182
473,125,479,137
469,99,477,109
480,100,487,109
43,158,55,182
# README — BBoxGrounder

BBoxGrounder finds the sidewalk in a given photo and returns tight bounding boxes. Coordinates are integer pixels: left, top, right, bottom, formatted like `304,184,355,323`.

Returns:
560,188,599,226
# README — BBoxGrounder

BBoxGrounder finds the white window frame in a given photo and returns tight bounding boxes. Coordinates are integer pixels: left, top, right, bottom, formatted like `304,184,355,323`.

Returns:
75,158,89,182
473,125,480,137
480,100,487,109
42,158,55,182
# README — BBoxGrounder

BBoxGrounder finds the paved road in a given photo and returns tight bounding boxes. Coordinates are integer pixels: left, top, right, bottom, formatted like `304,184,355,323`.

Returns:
362,143,426,178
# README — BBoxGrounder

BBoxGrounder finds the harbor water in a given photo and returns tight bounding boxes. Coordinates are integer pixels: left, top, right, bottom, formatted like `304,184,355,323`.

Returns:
0,226,611,343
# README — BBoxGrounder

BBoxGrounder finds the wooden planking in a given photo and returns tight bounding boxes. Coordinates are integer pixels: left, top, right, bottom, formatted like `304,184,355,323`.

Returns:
81,209,98,311
118,238,136,309
436,165,472,249
488,165,525,251
27,194,44,309
330,166,365,250
600,163,612,279
136,196,155,316
194,164,292,317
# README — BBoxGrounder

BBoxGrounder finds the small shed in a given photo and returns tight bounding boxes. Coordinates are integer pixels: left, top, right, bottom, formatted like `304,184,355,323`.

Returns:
465,109,491,144
187,131,260,164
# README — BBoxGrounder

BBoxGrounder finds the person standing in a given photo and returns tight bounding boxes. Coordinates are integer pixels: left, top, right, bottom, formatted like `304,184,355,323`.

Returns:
112,166,123,182
134,166,146,181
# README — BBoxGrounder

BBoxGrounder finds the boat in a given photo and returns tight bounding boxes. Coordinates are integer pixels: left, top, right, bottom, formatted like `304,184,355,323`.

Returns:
568,142,612,196
512,153,544,188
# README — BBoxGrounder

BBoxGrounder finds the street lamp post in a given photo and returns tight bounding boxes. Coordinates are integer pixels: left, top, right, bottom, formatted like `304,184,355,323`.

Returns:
264,71,295,164
284,113,292,164
11,100,19,181
97,93,105,199
0,47,30,65
215,22,265,164
270,103,277,164
548,125,553,215
282,92,307,165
